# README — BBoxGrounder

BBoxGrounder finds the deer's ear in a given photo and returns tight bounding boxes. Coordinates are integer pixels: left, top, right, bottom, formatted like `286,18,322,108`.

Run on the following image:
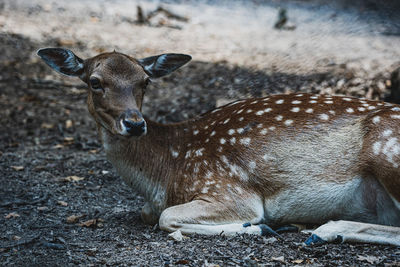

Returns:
138,53,191,78
37,48,84,77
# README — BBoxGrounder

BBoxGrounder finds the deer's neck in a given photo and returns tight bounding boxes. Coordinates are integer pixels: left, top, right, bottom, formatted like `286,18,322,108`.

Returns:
99,119,186,210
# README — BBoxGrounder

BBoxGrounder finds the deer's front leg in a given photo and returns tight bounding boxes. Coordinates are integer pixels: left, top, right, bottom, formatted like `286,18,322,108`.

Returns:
141,202,160,226
159,198,279,236
305,220,400,246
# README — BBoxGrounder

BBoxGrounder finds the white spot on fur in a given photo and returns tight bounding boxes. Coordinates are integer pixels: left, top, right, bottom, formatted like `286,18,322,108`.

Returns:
328,110,335,115
223,118,230,124
382,137,400,167
246,109,253,113
194,148,205,157
238,117,244,121
204,125,209,130
292,100,302,104
237,128,244,134
228,129,235,135
368,106,376,110
275,115,283,121
284,119,293,126
237,109,244,114
260,129,267,135
256,110,264,116
291,107,300,112
391,115,400,119
220,138,226,144
346,108,354,113
251,100,258,104
201,187,209,194
264,108,272,113
171,149,179,158
269,126,276,131
221,155,229,165
358,107,366,112
193,129,199,135
309,100,317,104
210,131,216,136
305,108,313,113
240,137,251,145
230,137,236,144
391,107,400,112
342,97,352,101
249,161,256,172
319,114,329,121
205,171,213,179
310,95,319,99
373,141,381,155
324,100,333,104
383,129,393,137
372,116,381,124
276,99,284,104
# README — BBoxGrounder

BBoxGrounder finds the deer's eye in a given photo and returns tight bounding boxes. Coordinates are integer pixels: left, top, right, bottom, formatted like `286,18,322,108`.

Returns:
90,77,102,91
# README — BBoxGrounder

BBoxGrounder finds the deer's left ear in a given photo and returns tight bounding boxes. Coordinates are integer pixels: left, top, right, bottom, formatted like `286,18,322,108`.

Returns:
138,53,191,78
37,48,84,77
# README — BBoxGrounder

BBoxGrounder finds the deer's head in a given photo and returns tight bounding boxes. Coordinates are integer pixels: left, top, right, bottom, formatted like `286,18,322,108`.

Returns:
37,48,191,137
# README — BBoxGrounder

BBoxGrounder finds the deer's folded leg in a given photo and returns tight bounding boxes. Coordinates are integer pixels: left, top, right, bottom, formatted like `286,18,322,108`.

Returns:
159,199,278,236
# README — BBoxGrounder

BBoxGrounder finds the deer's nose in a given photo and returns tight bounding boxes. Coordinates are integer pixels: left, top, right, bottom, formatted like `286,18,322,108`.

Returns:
122,119,146,136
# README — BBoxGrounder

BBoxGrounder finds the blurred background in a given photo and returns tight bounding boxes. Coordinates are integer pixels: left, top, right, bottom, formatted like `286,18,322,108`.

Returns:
1,1,400,265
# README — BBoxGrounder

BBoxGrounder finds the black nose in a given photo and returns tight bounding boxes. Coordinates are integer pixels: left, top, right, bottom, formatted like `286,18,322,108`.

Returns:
122,119,146,136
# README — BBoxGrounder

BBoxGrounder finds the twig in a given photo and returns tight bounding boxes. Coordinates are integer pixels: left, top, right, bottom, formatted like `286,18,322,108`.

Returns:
147,6,188,22
0,234,40,249
0,193,49,207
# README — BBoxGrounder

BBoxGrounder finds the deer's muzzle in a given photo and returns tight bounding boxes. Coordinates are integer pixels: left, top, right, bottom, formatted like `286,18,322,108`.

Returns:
119,109,147,137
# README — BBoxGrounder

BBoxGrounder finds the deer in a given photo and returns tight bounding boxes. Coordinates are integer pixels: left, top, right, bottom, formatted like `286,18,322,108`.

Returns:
37,48,400,246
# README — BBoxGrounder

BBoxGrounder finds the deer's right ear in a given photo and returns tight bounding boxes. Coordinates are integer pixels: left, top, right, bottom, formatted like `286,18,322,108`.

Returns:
37,48,84,77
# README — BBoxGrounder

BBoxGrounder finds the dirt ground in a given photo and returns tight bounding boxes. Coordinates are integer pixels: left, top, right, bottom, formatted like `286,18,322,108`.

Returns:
1,0,400,266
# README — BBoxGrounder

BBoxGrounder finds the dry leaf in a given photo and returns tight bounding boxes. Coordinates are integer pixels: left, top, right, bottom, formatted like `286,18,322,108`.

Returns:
292,259,304,264
89,149,98,154
63,175,84,182
65,120,73,129
66,214,84,223
37,206,48,211
12,236,21,241
5,212,20,219
63,137,74,145
11,166,24,171
57,200,68,206
79,219,100,227
271,256,285,263
52,144,64,149
41,123,54,129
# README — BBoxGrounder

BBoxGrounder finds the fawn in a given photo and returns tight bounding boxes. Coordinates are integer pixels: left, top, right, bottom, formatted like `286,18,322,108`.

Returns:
37,48,400,245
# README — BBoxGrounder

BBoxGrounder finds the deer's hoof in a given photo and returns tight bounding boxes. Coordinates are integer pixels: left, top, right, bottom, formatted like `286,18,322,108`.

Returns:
304,234,326,246
259,224,282,238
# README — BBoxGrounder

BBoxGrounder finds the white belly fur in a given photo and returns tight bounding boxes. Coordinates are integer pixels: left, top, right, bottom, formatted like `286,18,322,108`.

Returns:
263,177,364,225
